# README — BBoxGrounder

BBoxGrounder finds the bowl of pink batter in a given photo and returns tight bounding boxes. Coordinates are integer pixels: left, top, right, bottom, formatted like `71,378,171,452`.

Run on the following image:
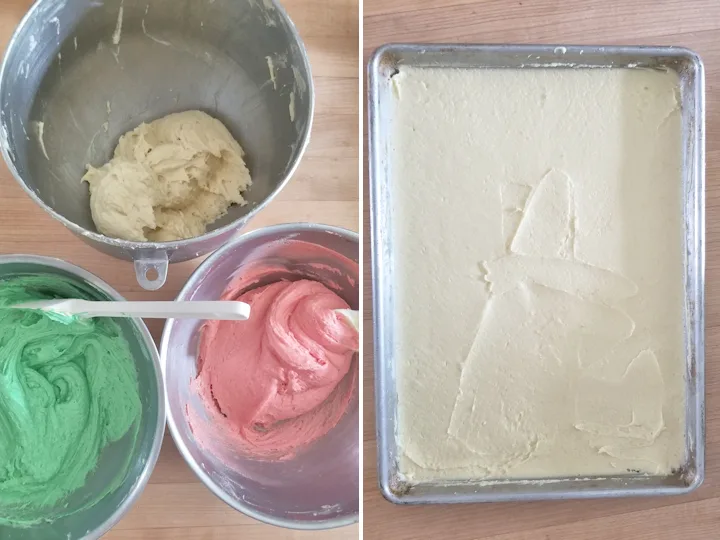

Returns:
160,223,359,529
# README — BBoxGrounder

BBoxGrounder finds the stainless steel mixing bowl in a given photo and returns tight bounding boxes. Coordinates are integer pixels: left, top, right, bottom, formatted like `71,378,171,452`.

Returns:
160,223,359,529
0,255,165,540
0,0,313,291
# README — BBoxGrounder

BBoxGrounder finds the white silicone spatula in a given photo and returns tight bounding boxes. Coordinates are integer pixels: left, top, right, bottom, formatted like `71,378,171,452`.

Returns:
335,309,360,332
12,300,251,321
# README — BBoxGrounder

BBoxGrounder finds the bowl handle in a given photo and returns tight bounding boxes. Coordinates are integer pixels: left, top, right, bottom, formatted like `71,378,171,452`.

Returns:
134,252,169,291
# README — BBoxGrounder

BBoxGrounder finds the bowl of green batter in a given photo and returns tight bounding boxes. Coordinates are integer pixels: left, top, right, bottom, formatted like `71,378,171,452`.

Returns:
0,255,165,539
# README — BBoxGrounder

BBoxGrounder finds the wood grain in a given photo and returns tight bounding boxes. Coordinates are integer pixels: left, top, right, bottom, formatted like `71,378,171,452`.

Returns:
0,0,359,538
363,1,720,539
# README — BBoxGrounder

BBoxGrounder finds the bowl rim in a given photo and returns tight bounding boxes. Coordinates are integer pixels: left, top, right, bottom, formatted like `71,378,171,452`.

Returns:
160,222,359,530
0,0,316,251
0,254,166,540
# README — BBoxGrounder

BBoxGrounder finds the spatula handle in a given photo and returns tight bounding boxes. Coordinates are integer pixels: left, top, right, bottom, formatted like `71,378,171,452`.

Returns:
48,300,250,321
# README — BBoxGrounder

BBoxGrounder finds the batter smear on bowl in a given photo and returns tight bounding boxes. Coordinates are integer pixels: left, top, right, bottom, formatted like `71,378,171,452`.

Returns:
191,278,358,460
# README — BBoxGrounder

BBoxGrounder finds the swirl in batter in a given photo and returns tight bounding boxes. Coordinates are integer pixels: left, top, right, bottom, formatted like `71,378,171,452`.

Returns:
0,275,141,526
192,279,358,460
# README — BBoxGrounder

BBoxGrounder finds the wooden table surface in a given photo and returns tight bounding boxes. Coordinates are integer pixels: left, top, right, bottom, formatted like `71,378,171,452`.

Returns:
363,1,720,539
0,0,359,538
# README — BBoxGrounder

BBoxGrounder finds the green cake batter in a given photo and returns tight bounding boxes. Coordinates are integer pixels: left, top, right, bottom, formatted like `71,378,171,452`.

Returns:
0,274,142,527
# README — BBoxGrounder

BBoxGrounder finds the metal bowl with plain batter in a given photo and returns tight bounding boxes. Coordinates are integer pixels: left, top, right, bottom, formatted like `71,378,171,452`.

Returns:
0,0,313,291
0,255,165,540
160,223,359,529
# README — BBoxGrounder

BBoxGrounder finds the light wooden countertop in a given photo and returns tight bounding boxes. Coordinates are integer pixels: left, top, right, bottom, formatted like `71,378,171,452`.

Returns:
0,0,359,538
363,1,720,539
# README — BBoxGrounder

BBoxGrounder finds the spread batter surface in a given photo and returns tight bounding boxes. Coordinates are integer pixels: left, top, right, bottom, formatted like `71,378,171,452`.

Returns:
390,67,685,481
83,110,252,242
191,278,358,460
0,275,141,526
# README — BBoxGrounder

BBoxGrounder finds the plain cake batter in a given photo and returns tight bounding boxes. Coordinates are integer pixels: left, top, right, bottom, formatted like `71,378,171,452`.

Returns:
390,66,686,481
83,110,252,242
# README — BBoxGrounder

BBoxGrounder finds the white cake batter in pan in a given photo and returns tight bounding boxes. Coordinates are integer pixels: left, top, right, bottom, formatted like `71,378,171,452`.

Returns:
389,66,686,482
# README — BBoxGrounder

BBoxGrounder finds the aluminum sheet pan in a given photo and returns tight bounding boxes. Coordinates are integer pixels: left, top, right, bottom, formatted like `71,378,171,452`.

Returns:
368,44,705,504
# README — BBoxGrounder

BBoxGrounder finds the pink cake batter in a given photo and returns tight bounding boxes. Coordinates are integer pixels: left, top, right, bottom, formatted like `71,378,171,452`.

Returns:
191,275,358,460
